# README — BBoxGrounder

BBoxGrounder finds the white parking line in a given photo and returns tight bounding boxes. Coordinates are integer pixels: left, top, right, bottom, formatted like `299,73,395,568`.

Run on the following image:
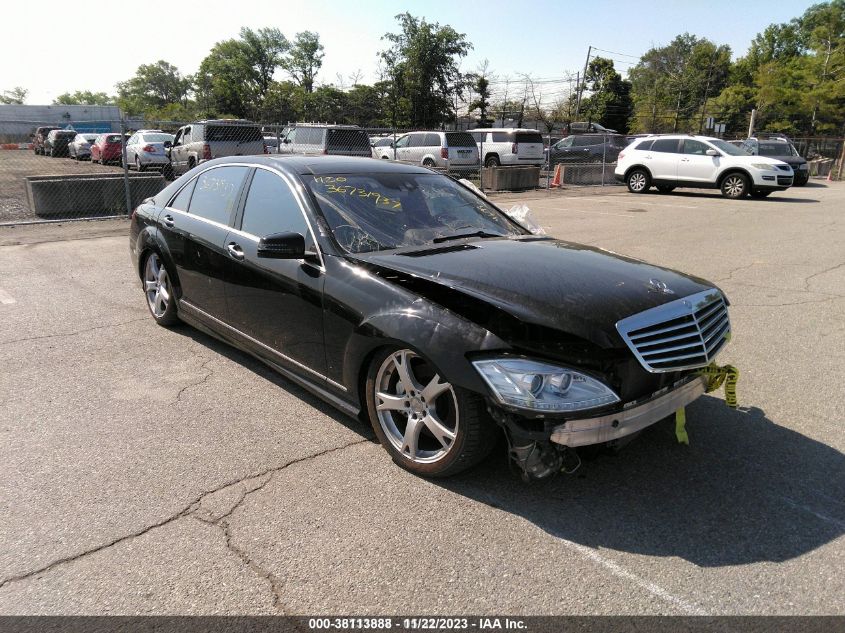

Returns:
0,288,16,305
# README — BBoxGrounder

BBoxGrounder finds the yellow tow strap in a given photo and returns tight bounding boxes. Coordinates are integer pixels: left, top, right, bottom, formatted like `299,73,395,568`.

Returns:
675,362,740,444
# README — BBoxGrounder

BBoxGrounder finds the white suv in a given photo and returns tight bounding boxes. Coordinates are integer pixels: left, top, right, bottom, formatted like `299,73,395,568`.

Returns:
614,135,794,198
470,128,545,168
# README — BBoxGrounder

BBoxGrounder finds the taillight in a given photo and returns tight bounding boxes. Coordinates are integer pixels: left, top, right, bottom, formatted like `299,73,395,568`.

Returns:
142,145,155,153
203,143,211,160
512,142,518,154
441,147,448,159
618,151,626,160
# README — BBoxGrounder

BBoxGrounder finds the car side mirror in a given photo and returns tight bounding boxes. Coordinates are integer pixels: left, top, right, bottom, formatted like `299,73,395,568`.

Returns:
163,140,172,149
706,149,719,156
257,232,306,259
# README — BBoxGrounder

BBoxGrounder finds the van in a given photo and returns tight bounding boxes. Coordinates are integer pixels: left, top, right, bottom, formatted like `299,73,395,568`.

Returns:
469,128,545,167
167,120,266,177
279,124,372,157
390,131,480,169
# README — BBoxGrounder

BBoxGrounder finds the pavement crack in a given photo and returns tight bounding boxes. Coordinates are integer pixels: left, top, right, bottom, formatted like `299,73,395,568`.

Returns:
0,438,370,592
713,262,758,283
0,317,147,346
803,261,845,292
173,358,215,404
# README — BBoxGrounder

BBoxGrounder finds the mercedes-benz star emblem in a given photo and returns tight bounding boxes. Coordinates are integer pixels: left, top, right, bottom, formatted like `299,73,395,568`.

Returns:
647,278,675,295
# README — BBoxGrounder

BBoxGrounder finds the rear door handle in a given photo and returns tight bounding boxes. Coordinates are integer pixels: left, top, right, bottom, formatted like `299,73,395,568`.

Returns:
681,158,690,162
162,214,175,227
226,242,245,261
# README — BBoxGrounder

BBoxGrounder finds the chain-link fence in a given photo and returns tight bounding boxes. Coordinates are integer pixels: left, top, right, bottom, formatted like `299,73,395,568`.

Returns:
1,118,842,224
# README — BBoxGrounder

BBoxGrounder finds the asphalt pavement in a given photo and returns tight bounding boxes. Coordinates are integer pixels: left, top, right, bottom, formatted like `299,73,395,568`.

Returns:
0,182,843,615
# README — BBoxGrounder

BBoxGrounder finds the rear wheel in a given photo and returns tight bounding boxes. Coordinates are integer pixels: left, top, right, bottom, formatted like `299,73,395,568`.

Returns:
626,168,650,193
136,156,146,172
366,348,496,477
485,155,500,168
721,173,749,199
422,158,436,168
143,252,178,326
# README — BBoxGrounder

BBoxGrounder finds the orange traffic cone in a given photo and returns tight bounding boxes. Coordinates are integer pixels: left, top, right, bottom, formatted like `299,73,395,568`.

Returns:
550,164,562,188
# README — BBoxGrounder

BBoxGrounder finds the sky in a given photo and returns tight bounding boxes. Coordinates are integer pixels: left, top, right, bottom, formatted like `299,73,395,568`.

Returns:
1,0,820,105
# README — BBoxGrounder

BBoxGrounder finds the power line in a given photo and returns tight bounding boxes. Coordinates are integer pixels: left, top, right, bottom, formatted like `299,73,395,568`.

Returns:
590,46,641,59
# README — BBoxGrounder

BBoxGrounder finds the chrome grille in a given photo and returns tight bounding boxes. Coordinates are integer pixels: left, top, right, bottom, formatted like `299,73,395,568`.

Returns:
776,164,792,172
616,289,731,373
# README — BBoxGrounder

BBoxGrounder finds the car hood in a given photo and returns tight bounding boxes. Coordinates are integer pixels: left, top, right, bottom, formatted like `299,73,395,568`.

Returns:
762,154,806,166
351,237,717,350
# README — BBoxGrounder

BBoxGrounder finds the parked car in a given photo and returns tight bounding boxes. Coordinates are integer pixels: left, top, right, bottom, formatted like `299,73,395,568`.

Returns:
91,133,130,165
125,130,175,171
371,136,395,159
44,129,77,157
565,121,618,134
278,124,372,158
32,126,60,155
167,120,266,178
739,136,809,186
469,128,545,167
548,133,629,166
263,135,281,154
130,155,732,479
68,133,99,160
615,135,794,198
389,131,480,169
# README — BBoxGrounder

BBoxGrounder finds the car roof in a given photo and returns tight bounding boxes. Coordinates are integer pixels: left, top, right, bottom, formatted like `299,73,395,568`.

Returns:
198,155,431,176
473,128,540,133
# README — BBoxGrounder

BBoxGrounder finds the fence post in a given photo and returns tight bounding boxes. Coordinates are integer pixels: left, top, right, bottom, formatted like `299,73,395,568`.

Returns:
479,137,484,193
601,133,607,186
546,132,551,192
120,119,132,216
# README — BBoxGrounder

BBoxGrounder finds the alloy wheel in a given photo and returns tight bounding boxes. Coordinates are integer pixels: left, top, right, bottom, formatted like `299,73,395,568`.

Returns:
629,171,647,192
144,253,171,318
723,175,746,198
374,350,459,464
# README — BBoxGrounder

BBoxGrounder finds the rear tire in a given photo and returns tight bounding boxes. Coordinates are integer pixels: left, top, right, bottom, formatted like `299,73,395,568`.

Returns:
721,173,749,199
626,168,651,193
365,347,497,478
485,155,500,168
422,158,436,168
142,252,178,327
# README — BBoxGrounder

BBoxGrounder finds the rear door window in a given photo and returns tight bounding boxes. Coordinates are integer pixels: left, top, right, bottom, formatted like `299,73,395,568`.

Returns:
326,129,371,151
470,131,485,143
206,125,263,143
424,133,441,147
169,180,196,212
651,139,681,153
447,132,477,148
188,166,249,225
409,134,426,148
491,132,510,142
683,139,709,155
635,139,654,151
516,132,543,144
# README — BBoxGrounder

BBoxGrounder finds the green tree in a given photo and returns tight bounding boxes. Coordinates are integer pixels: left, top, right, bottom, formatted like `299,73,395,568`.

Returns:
380,13,472,127
796,0,845,132
0,86,27,104
283,31,324,93
468,60,494,127
116,61,192,116
53,91,112,105
197,27,288,118
580,57,633,133
628,34,731,133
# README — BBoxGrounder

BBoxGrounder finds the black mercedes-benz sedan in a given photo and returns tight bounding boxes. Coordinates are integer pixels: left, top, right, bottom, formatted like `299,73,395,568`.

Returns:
130,156,732,479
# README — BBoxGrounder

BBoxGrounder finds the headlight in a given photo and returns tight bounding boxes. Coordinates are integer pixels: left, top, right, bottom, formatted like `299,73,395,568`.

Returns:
751,163,778,171
472,358,620,412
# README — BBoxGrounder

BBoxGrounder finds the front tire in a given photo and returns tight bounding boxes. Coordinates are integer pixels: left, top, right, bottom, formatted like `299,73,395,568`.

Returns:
143,252,178,326
721,173,749,199
626,168,650,193
365,348,496,477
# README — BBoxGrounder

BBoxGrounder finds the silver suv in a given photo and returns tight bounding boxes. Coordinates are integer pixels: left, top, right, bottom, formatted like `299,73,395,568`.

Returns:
387,131,479,169
470,128,545,167
167,120,266,177
279,124,372,157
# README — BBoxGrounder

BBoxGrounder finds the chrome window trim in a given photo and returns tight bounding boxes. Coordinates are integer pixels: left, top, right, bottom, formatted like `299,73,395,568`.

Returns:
180,299,347,392
615,288,731,373
163,162,326,270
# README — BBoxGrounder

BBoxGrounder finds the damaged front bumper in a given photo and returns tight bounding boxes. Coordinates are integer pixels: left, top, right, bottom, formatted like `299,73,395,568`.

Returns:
549,375,708,447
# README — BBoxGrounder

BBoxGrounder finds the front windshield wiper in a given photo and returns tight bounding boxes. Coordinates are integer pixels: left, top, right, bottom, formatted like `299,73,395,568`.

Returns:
432,230,505,243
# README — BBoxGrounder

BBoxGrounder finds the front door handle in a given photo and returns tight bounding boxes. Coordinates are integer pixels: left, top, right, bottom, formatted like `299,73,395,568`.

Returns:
226,242,245,261
162,214,175,227
680,158,690,162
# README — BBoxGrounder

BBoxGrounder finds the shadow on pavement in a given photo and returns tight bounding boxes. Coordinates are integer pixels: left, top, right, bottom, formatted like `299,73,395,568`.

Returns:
438,396,845,568
649,190,821,203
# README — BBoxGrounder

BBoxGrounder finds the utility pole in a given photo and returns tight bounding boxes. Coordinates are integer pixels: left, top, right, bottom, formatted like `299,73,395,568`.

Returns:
575,45,591,118
748,108,757,138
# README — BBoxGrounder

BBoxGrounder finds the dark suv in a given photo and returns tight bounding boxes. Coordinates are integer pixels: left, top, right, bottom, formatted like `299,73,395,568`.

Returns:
740,137,809,186
44,130,77,157
548,133,629,165
32,126,60,155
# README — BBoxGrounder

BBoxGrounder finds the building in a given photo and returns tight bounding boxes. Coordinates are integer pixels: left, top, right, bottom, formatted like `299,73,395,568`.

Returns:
0,104,123,143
